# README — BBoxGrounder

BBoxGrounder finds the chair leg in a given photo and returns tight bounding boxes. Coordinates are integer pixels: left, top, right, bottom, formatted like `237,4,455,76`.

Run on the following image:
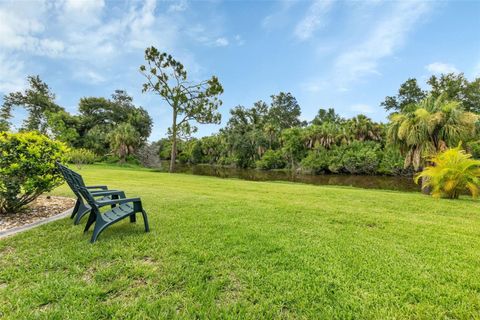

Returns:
74,202,91,225
71,199,80,219
84,211,96,233
129,213,137,223
141,210,150,232
91,222,107,243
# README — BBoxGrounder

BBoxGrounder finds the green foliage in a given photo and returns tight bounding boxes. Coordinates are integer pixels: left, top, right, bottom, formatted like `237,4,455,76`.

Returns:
108,123,141,162
378,147,407,175
339,141,381,175
466,140,480,159
256,149,286,170
383,73,480,113
388,94,478,170
267,92,303,130
381,78,426,112
0,75,63,133
415,146,480,199
67,148,97,166
311,108,343,125
78,90,153,155
300,147,330,173
0,131,68,214
428,73,480,113
281,127,306,168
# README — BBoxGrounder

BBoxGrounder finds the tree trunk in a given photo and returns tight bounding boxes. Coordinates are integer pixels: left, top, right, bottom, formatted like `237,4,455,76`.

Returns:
421,175,431,195
169,109,178,173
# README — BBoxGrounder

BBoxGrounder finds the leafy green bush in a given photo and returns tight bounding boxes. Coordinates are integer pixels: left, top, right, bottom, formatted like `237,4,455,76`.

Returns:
0,131,68,214
300,147,330,173
324,142,381,174
378,146,406,175
415,146,480,199
67,148,97,166
256,149,286,170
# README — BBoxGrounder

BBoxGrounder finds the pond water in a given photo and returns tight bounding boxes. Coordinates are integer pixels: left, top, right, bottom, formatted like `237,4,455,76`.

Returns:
156,161,419,192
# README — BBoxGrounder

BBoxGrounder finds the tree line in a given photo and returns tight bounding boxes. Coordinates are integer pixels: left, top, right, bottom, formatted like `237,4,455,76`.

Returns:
0,75,153,161
155,73,480,176
1,47,479,177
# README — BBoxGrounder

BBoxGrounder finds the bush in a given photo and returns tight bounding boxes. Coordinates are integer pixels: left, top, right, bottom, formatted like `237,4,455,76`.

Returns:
378,147,404,175
256,149,286,170
300,147,330,173
340,141,381,175
0,131,68,214
67,148,97,166
415,146,480,199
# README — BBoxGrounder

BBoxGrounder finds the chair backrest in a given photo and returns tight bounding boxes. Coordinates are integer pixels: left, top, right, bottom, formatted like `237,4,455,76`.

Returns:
56,162,82,197
77,187,99,211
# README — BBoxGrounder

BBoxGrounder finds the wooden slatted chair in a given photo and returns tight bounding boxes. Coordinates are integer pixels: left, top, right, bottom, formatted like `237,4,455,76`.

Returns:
78,187,150,243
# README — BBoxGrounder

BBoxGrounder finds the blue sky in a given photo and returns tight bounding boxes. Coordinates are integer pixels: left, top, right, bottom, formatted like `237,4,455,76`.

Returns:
1,0,479,140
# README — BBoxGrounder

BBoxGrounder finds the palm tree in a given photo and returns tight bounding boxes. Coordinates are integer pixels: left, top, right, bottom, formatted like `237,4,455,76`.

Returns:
109,123,141,162
348,115,384,142
304,122,349,150
414,146,480,199
387,94,478,171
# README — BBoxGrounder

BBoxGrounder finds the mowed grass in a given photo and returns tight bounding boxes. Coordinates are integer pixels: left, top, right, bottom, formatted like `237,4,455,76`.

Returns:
1,165,480,319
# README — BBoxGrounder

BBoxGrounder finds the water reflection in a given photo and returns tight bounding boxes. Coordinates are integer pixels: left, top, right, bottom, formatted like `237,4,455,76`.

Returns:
156,161,419,192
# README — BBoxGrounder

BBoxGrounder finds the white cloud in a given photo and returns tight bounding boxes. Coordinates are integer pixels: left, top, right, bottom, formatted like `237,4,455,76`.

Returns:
168,0,188,13
294,0,334,41
425,62,459,74
350,104,374,114
214,37,229,47
333,0,432,86
58,0,105,27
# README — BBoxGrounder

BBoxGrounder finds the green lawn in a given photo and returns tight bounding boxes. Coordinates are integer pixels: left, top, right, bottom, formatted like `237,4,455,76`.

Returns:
1,165,480,319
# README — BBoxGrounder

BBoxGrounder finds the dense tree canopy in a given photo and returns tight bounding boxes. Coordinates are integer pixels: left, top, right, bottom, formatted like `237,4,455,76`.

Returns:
0,75,63,133
381,73,480,113
0,76,153,159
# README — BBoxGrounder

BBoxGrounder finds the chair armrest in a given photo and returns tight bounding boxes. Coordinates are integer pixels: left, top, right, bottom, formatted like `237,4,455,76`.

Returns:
91,190,126,198
96,197,142,207
86,185,108,190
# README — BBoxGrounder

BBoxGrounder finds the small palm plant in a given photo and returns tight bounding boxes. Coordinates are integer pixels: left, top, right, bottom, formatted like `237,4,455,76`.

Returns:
414,146,480,199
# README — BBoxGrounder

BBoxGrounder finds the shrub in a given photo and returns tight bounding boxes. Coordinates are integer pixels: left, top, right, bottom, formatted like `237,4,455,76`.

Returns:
300,147,330,173
325,142,381,174
0,131,68,214
414,146,480,199
256,149,286,170
340,141,381,175
67,148,97,167
378,146,406,175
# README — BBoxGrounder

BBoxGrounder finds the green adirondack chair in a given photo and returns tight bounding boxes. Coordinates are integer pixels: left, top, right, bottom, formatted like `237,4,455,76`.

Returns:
56,163,122,225
78,186,150,243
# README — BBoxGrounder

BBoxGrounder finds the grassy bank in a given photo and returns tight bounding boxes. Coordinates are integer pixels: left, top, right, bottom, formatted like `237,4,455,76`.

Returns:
1,164,480,319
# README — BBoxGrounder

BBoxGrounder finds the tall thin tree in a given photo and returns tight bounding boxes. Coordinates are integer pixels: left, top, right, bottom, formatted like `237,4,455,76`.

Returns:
140,47,223,172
